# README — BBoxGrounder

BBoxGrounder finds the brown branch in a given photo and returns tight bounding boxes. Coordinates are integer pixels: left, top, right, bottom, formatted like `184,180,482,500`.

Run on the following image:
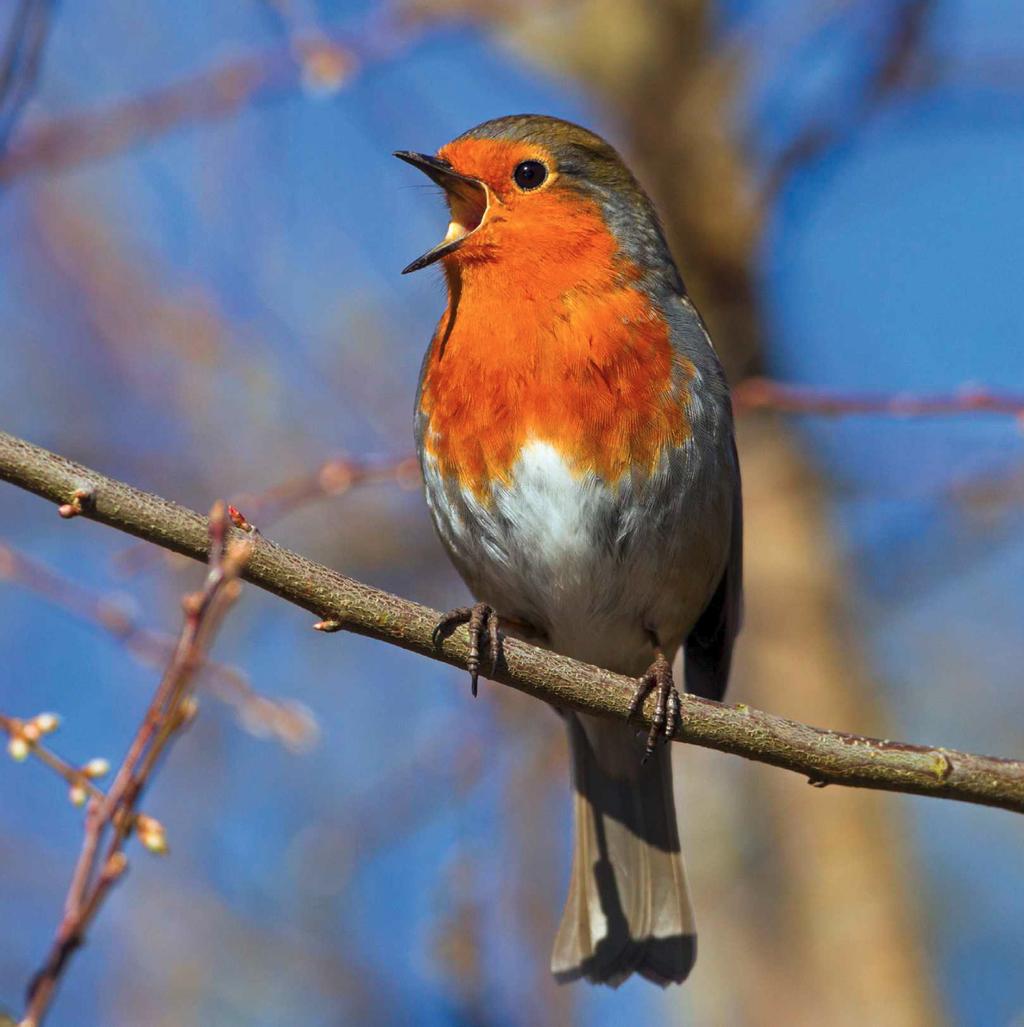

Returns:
0,542,317,750
19,505,250,1027
1,428,1023,815
733,377,1024,419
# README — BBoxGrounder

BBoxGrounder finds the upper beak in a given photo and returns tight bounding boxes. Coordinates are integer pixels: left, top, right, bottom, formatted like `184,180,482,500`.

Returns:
394,151,490,274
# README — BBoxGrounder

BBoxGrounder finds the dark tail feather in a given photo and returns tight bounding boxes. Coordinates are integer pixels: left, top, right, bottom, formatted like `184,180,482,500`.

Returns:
551,712,696,987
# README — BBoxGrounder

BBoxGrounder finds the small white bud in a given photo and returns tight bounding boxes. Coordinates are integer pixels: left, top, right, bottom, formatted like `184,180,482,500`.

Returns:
34,713,59,734
8,736,29,761
83,758,110,778
136,815,168,855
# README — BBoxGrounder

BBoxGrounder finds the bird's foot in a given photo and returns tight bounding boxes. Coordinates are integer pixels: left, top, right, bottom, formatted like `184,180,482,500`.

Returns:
628,650,680,763
431,602,500,698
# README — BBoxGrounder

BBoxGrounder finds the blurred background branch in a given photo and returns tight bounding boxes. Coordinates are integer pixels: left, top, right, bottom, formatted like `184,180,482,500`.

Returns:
759,0,938,202
0,0,53,157
0,14,422,186
115,453,419,577
0,542,317,751
101,378,1024,565
733,378,1024,419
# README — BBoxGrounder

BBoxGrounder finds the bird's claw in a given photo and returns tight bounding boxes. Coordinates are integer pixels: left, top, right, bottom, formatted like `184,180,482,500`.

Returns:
628,651,680,763
432,602,500,697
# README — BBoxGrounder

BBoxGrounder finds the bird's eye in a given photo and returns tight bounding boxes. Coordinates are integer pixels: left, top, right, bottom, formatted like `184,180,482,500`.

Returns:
513,160,547,191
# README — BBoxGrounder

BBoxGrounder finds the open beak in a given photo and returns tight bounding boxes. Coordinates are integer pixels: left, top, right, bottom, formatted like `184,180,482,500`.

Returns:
394,151,490,274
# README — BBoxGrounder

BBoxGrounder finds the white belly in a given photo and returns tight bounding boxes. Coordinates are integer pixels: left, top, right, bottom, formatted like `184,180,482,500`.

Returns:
422,439,730,676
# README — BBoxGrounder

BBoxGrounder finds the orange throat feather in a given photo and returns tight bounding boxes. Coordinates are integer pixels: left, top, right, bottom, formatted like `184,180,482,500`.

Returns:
419,239,693,500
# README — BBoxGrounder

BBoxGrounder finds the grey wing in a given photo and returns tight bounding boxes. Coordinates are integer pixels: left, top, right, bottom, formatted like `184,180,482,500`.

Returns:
684,439,743,702
413,338,434,460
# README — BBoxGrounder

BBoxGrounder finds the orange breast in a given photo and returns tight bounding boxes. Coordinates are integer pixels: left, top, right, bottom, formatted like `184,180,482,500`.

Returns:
418,199,693,500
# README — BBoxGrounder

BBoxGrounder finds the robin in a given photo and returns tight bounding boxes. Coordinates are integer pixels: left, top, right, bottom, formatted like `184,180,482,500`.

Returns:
396,115,742,987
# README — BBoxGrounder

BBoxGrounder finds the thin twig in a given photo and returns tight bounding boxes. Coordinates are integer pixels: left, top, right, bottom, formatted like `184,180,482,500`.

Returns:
19,504,250,1027
0,712,110,808
1,429,1023,815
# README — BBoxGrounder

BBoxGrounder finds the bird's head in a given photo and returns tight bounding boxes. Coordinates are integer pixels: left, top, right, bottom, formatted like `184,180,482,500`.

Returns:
395,114,680,292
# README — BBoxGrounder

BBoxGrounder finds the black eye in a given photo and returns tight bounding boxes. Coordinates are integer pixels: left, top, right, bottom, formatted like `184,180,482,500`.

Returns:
513,160,547,191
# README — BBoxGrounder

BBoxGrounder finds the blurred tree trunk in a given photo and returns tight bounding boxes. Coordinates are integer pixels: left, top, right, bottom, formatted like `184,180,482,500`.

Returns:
409,0,946,1021
677,420,944,1027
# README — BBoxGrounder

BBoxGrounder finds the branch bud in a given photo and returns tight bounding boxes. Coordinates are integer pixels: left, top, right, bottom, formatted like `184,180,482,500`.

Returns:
136,815,168,854
83,758,110,778
33,713,59,734
7,736,29,762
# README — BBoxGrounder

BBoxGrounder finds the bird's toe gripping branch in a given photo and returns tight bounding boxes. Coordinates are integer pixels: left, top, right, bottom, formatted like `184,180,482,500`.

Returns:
431,602,501,697
628,650,681,763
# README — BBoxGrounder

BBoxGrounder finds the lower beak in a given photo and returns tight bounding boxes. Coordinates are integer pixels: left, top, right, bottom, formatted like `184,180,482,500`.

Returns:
394,151,490,274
